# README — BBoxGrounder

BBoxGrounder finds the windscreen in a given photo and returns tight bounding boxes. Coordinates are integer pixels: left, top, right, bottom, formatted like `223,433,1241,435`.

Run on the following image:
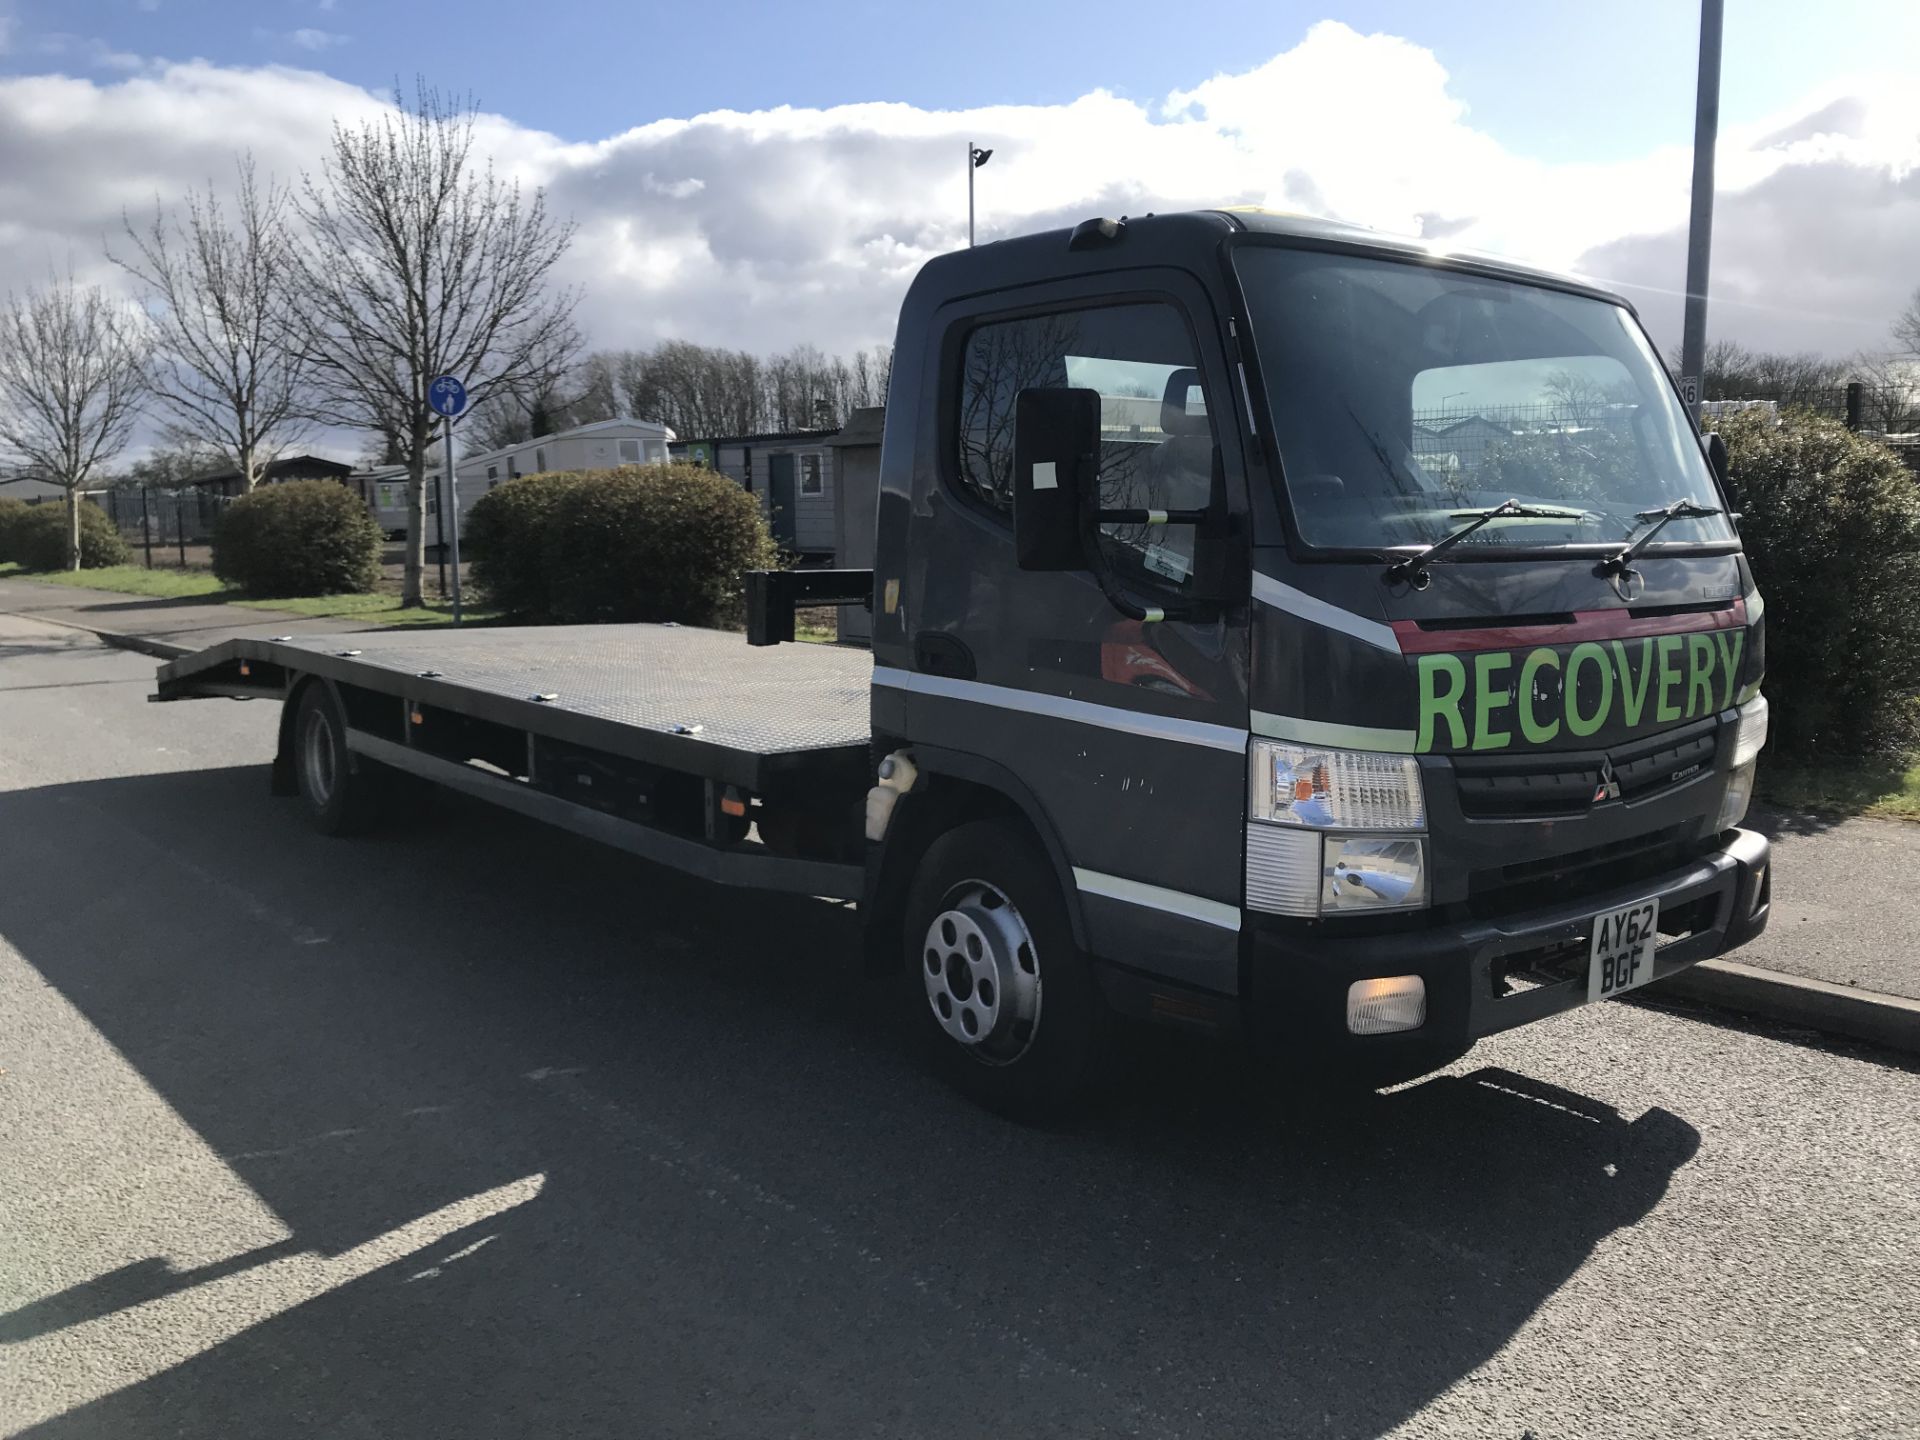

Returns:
1234,246,1735,553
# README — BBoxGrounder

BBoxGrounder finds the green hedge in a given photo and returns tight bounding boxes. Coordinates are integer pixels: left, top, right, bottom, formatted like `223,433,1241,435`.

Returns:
11,500,129,570
213,480,381,597
0,497,27,563
1710,409,1920,758
468,464,779,626
463,470,588,618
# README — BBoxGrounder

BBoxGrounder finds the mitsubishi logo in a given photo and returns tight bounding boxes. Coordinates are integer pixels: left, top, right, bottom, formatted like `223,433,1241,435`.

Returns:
1593,755,1621,804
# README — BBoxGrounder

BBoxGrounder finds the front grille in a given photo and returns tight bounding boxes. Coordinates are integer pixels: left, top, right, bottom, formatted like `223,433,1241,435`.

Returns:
1614,727,1717,801
1454,718,1719,820
1466,825,1693,917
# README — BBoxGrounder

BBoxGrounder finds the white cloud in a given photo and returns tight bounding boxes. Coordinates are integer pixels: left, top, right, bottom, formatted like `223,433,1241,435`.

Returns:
254,27,348,52
0,22,1912,392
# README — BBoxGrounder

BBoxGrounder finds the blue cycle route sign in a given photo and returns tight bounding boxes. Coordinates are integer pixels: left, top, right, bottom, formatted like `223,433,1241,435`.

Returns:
428,375,468,417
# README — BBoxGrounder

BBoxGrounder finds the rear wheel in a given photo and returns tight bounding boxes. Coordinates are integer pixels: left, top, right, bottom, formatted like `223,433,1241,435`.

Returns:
293,682,384,836
903,820,1113,1118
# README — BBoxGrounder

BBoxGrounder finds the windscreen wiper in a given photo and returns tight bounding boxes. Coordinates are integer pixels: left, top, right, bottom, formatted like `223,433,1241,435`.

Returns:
1595,498,1724,578
1384,498,1590,587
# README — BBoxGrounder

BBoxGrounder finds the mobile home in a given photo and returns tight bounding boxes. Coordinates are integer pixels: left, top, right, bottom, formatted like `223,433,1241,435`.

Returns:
355,418,676,539
670,430,837,556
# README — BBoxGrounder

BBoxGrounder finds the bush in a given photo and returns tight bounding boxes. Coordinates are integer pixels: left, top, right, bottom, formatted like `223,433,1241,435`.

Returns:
213,479,381,597
468,464,779,626
465,470,589,618
1709,409,1920,758
0,497,28,563
12,499,130,570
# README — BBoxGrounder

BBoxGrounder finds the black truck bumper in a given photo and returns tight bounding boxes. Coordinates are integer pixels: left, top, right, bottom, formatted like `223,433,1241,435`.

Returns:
1244,827,1772,1076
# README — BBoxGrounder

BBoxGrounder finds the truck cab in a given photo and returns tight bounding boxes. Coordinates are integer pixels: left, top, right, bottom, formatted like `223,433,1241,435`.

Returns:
869,208,1770,1097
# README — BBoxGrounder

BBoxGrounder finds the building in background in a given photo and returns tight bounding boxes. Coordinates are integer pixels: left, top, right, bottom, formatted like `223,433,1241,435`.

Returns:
669,429,837,557
188,454,354,498
826,408,884,642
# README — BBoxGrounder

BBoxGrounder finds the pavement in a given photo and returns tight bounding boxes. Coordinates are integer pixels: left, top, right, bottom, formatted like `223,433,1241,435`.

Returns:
0,575,354,661
1,611,1916,1439
2,573,1915,1052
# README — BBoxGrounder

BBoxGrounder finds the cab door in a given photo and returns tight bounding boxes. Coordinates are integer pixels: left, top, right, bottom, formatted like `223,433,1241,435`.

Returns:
880,268,1254,999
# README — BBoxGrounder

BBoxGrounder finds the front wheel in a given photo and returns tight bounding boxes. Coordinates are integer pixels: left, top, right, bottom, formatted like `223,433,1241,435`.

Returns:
902,819,1114,1118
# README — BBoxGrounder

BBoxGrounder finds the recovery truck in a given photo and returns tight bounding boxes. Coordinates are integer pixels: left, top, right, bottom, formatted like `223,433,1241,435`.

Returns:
155,209,1773,1113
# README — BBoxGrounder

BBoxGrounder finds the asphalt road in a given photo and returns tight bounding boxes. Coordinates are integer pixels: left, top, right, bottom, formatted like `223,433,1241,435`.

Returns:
2,615,1916,1440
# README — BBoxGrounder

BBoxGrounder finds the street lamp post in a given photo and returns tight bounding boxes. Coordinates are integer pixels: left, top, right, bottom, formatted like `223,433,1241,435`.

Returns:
1679,0,1724,414
968,143,993,246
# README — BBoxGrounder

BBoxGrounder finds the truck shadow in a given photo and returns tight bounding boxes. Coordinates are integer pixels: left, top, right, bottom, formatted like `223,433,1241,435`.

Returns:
0,765,1700,1440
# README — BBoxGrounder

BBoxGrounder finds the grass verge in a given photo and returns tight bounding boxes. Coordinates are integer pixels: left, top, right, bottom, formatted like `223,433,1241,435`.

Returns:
1760,758,1920,822
0,563,226,598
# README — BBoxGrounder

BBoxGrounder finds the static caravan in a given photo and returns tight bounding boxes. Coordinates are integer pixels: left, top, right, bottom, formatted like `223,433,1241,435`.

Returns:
670,430,837,557
354,418,676,540
455,418,674,496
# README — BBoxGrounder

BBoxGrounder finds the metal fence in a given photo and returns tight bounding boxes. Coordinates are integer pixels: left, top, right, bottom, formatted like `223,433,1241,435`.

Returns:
91,487,232,563
1702,384,1920,473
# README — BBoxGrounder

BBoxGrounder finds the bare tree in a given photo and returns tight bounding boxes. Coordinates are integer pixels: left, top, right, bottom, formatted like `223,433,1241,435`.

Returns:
1895,286,1920,363
578,338,893,440
1851,352,1920,435
1675,339,1850,404
293,83,580,606
0,271,148,569
111,157,310,494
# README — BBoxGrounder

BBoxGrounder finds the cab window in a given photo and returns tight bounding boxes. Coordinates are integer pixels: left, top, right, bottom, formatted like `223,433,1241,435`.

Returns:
955,302,1215,591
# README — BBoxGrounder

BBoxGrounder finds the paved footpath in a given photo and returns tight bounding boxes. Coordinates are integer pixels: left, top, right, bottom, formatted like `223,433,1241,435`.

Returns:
1738,810,1920,1001
0,576,351,659
2,575,1916,1047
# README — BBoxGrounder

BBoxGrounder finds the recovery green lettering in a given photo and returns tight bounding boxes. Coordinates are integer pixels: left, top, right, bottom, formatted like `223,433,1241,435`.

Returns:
1686,633,1715,718
1566,642,1612,738
1714,629,1746,709
1612,638,1653,728
1655,633,1684,722
1416,654,1468,752
1473,652,1514,751
1518,647,1561,744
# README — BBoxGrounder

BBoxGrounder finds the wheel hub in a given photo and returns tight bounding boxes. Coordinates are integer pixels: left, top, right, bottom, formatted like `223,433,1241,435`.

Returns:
921,881,1041,1063
302,709,336,804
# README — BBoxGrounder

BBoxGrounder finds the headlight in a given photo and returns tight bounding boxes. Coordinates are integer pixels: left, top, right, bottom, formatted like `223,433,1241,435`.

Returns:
1250,741,1425,829
1247,741,1429,917
1731,695,1768,768
1718,759,1757,831
1325,836,1428,910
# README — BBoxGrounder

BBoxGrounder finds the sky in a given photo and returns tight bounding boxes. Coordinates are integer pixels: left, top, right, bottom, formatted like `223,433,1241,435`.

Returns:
0,0,1916,418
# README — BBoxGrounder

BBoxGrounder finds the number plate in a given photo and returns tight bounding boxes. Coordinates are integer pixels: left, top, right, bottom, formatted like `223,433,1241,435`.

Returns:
1587,897,1661,1002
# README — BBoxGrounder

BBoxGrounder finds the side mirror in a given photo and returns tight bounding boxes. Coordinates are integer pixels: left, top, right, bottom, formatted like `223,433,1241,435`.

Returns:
1012,386,1099,571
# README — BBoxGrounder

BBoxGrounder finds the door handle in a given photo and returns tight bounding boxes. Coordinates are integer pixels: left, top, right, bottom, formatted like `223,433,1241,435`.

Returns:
913,632,976,680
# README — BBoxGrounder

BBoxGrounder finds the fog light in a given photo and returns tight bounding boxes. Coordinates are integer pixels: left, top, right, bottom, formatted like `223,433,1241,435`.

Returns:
1346,975,1427,1035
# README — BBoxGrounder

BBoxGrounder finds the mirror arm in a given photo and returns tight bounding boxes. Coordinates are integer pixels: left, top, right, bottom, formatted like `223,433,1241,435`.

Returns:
1076,500,1225,625
1092,507,1211,527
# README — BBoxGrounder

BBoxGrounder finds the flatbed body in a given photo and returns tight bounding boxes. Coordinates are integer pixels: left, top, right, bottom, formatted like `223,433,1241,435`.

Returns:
157,623,874,791
157,624,875,900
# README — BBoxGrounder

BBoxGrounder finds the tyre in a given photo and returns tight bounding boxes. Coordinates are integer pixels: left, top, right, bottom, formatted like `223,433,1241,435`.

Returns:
292,682,384,836
902,819,1114,1119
